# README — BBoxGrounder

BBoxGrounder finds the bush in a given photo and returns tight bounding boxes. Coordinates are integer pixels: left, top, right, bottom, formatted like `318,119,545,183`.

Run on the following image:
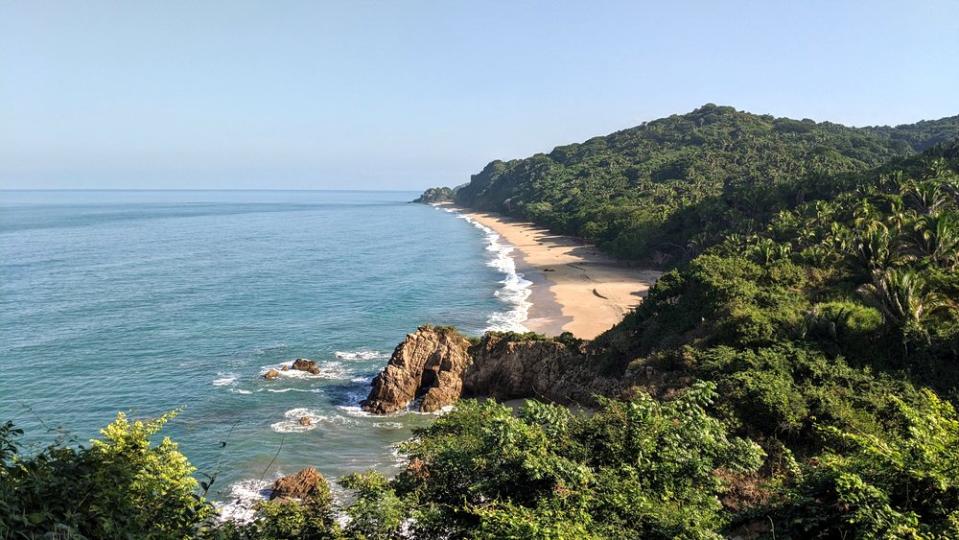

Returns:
777,390,959,538
393,382,764,539
0,412,214,539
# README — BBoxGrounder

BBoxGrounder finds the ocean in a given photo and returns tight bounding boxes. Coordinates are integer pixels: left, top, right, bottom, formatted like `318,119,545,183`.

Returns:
0,190,531,516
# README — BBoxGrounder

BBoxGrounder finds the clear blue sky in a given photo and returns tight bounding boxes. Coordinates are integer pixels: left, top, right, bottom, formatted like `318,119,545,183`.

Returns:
2,1,957,190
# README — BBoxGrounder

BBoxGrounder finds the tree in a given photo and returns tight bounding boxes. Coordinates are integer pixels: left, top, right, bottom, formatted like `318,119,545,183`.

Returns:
913,212,959,269
0,411,214,539
858,268,947,328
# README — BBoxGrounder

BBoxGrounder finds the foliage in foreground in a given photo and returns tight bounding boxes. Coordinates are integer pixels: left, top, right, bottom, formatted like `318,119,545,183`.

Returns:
0,412,212,539
394,382,764,539
777,389,959,538
4,383,959,539
0,383,767,539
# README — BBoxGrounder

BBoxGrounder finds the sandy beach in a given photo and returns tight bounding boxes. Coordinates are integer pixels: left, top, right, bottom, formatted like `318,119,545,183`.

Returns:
445,205,662,339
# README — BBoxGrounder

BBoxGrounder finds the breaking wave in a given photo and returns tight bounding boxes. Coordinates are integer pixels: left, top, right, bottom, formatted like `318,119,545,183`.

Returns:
453,212,532,332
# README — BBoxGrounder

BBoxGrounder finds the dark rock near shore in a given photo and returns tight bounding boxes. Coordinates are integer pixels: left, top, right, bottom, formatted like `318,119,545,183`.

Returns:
362,326,628,414
270,467,326,501
291,358,320,375
362,326,472,414
462,332,623,404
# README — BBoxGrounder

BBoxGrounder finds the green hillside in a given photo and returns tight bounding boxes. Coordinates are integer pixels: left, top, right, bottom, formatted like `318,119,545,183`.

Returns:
392,135,959,539
450,105,959,264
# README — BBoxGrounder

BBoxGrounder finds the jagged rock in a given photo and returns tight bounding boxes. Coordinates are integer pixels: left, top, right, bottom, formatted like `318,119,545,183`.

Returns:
263,369,280,380
298,416,312,426
362,326,472,414
363,326,626,414
463,333,622,404
291,358,320,375
269,467,325,500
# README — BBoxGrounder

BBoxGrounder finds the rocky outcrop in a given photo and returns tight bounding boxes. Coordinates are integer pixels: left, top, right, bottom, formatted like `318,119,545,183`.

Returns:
462,333,623,404
269,467,326,500
361,326,472,414
263,359,319,379
291,358,320,374
413,186,454,204
362,326,627,414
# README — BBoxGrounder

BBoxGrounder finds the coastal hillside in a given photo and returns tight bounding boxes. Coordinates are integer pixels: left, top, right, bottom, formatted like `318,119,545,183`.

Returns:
377,136,959,538
442,105,959,264
3,113,957,539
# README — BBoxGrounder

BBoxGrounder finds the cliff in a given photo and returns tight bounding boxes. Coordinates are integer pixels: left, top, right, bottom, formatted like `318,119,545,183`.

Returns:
362,326,631,414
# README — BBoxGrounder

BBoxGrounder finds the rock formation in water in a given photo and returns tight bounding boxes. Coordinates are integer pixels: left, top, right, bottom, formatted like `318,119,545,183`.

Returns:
362,326,627,414
361,326,472,414
291,358,320,374
269,467,326,500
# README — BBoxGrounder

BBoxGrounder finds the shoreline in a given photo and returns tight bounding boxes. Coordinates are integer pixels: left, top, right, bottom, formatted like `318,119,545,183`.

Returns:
439,203,662,339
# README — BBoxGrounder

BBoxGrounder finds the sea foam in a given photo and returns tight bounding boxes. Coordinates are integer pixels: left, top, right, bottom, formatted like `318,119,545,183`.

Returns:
270,407,354,433
259,361,349,380
334,350,389,361
212,373,238,386
451,212,532,332
217,478,272,522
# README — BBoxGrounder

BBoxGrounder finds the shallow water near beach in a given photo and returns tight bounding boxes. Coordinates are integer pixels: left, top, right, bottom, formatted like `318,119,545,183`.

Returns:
0,190,530,515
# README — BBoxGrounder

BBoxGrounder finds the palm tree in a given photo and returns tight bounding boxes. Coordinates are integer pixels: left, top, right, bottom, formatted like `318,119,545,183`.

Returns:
800,244,834,267
851,221,896,272
905,180,950,216
749,238,776,265
858,268,948,327
912,212,959,270
827,222,851,252
885,194,916,234
853,199,879,228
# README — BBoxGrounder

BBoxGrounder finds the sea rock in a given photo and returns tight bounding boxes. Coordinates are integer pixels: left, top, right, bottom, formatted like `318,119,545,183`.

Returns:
269,467,326,500
361,326,472,414
363,327,634,414
290,358,321,375
263,369,280,380
298,416,312,426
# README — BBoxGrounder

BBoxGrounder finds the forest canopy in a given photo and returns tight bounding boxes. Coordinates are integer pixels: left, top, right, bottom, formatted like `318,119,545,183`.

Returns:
450,104,959,264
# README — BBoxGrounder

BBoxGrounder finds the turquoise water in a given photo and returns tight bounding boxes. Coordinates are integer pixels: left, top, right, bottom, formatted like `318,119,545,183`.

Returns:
0,190,525,515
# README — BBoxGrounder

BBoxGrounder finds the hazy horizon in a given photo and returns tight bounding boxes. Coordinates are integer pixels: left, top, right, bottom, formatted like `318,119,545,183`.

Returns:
2,1,958,190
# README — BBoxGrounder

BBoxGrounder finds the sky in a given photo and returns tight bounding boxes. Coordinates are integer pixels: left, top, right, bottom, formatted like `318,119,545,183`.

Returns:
1,1,958,190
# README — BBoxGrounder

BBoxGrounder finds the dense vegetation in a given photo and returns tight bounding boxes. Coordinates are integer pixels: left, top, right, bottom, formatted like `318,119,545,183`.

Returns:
583,142,959,537
412,186,455,204
452,104,959,265
3,107,958,538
